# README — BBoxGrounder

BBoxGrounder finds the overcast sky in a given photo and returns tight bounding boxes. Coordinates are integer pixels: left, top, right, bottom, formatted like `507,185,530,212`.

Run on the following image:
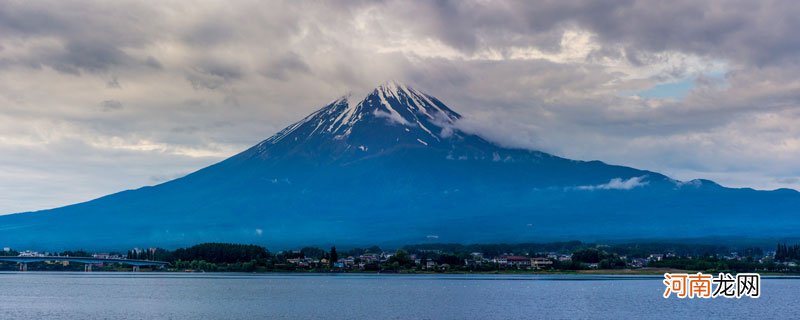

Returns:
2,0,800,214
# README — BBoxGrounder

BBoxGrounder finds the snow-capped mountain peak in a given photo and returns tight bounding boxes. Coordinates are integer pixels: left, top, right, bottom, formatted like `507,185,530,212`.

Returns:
371,81,459,123
252,82,467,158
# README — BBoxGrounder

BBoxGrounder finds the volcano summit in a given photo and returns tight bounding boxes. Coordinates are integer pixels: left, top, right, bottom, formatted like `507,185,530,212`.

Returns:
1,82,798,249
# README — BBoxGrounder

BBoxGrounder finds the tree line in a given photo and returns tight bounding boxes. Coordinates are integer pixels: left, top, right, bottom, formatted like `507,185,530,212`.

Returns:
775,243,800,262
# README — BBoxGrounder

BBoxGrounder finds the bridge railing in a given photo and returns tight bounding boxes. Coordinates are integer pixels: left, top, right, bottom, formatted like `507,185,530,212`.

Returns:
0,256,169,267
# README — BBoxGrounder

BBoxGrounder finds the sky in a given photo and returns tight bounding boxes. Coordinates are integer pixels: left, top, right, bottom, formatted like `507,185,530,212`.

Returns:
1,0,800,214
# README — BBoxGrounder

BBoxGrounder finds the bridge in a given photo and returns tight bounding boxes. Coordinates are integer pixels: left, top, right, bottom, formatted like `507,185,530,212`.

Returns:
0,256,170,272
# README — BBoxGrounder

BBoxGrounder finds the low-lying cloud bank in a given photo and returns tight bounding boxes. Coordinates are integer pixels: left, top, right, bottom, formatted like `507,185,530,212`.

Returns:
575,176,649,191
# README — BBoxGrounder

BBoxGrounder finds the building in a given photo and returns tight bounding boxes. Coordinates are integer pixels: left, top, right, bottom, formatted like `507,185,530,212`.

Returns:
464,259,477,267
470,252,484,261
499,256,532,268
287,257,320,268
531,257,553,269
425,260,437,269
359,254,379,264
341,257,355,267
418,249,442,254
648,254,664,262
629,258,648,268
18,250,44,257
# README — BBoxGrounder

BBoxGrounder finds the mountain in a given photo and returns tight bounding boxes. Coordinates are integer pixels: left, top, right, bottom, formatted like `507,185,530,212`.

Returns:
1,82,798,250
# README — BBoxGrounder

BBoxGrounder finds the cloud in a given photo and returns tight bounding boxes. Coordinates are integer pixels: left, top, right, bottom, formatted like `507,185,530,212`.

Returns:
1,0,800,213
106,76,121,89
261,52,312,80
776,177,800,184
149,172,187,183
575,176,649,191
100,100,123,112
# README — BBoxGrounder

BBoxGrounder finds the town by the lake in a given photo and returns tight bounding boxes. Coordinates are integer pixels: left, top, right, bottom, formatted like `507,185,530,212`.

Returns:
3,241,799,274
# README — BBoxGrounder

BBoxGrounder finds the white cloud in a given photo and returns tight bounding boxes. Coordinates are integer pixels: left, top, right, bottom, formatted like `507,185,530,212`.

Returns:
576,176,649,191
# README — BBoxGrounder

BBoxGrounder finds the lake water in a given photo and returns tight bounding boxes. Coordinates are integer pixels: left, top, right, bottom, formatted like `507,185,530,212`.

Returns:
0,272,797,319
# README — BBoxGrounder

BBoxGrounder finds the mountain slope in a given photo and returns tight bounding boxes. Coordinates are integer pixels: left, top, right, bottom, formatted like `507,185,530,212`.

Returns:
1,82,798,250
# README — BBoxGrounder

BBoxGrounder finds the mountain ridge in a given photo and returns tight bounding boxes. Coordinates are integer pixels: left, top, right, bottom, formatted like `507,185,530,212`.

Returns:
1,82,797,250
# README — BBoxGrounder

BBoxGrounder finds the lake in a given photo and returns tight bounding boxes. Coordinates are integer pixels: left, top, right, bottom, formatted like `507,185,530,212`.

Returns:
0,272,797,319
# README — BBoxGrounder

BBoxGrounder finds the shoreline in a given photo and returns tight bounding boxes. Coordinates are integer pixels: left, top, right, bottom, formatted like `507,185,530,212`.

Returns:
4,268,799,277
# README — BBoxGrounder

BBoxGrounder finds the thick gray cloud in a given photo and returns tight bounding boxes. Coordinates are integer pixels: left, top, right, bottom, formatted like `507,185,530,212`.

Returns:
1,0,799,213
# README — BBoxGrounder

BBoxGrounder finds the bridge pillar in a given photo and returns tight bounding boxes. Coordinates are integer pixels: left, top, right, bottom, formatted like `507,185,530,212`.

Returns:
84,264,92,272
132,265,140,272
19,263,27,272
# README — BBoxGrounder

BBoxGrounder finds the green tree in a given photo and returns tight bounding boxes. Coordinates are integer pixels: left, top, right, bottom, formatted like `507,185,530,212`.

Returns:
300,247,325,259
388,250,413,268
0,249,19,257
329,246,338,268
171,243,271,264
572,248,607,263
